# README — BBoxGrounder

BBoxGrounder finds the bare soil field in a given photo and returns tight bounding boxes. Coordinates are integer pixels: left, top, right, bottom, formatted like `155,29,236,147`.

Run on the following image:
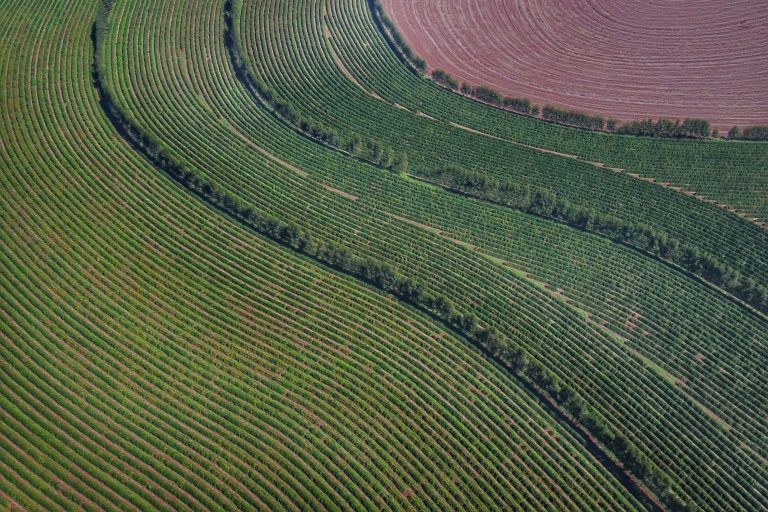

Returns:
381,0,768,131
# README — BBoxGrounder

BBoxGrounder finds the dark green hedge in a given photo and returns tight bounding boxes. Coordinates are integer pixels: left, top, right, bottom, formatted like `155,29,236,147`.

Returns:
425,166,768,315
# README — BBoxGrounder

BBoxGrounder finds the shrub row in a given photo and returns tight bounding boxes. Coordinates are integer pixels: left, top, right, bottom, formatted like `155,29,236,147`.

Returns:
431,69,460,90
95,9,676,508
224,0,408,172
425,166,768,314
615,118,710,139
432,69,536,115
741,125,768,140
368,0,426,73
542,106,606,131
364,2,759,150
521,363,690,511
431,68,725,141
729,125,768,141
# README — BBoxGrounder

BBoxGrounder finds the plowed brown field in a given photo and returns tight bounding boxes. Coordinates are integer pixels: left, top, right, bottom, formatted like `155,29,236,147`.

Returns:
381,0,768,131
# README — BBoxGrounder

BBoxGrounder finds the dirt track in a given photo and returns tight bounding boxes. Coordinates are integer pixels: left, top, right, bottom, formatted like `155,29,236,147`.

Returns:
381,0,768,131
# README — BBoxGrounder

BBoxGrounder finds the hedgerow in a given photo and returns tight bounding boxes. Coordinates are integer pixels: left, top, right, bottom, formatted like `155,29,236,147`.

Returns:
368,0,426,73
542,106,606,131
81,0,768,510
424,166,768,313
616,118,711,139
224,0,407,172
4,1,649,510
356,1,768,221
740,125,768,141
433,69,537,114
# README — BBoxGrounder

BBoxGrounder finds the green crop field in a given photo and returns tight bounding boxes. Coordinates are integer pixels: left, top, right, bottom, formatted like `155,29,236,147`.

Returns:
1,0,766,511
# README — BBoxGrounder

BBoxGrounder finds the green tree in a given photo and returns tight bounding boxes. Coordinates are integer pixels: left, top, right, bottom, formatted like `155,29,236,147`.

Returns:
394,152,408,175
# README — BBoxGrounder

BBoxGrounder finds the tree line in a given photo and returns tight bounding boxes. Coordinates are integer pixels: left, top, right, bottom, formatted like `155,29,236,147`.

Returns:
615,118,711,138
432,69,536,115
367,2,767,146
542,106,606,131
224,0,408,173
95,6,694,508
431,67,715,140
728,125,768,141
425,166,768,315
368,0,427,73
429,67,768,144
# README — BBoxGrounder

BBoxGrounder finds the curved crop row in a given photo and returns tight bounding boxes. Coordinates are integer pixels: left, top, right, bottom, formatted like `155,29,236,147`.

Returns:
229,0,768,314
0,1,647,510
243,0,768,286
379,0,768,133
337,0,768,222
85,0,768,510
234,0,768,459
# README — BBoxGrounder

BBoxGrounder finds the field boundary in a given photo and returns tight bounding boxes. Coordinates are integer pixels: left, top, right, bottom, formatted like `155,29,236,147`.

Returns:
230,0,768,317
92,4,670,509
372,0,768,140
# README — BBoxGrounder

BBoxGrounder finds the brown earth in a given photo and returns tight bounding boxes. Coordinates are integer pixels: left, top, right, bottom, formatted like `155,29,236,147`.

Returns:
381,0,768,131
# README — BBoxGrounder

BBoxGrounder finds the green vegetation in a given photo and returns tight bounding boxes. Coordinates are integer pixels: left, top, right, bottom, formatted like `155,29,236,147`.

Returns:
225,13,767,314
231,0,767,509
542,106,606,131
247,0,768,282
1,1,648,510
726,125,768,141
428,67,714,139
616,118,711,139
1,0,766,510
376,12,767,146
741,125,768,141
368,0,426,73
432,69,536,115
423,166,768,313
330,0,768,222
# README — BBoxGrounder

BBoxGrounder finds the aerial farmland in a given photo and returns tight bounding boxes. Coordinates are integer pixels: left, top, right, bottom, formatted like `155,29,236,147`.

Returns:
1,0,766,511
